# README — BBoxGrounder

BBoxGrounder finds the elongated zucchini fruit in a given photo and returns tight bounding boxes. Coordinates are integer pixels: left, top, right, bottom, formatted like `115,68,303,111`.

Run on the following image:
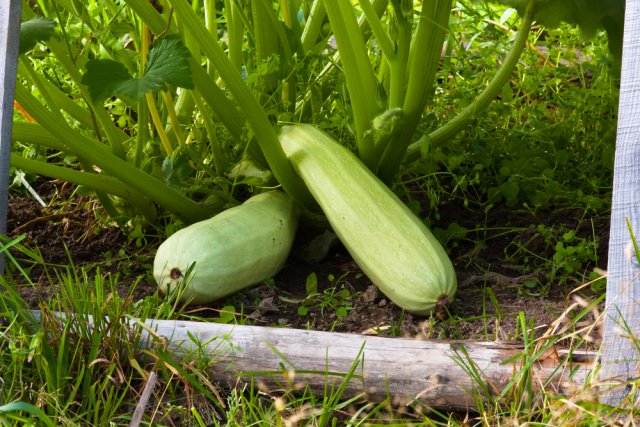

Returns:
279,124,456,316
153,191,299,304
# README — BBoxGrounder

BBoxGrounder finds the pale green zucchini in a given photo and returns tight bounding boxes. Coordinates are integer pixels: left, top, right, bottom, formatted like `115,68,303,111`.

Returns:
279,124,456,316
153,191,299,304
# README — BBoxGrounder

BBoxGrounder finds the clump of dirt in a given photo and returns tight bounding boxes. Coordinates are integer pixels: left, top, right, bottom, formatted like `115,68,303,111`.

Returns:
4,180,605,343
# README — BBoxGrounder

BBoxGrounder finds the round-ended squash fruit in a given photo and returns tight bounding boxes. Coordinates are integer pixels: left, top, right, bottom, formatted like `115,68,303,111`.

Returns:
153,191,299,304
278,124,457,317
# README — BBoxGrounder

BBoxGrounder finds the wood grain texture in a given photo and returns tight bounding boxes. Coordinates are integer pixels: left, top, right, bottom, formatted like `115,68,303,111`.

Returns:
0,0,21,274
157,322,593,410
600,0,640,406
32,311,593,411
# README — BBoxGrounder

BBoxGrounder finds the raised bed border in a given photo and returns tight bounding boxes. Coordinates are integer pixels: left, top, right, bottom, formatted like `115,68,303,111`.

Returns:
600,0,640,406
31,310,595,412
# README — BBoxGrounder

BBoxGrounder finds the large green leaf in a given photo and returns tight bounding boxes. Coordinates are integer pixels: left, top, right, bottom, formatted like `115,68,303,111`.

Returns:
487,0,624,58
20,16,56,54
81,36,193,102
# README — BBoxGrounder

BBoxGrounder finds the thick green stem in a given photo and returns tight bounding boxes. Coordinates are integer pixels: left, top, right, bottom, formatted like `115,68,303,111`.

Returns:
192,91,226,175
19,56,125,222
360,0,395,61
224,0,245,73
166,0,313,207
13,122,66,150
280,1,299,111
14,83,213,223
388,6,412,109
135,24,151,168
251,0,280,99
376,0,453,184
190,62,245,141
406,1,535,160
403,0,453,121
295,0,388,120
161,91,186,149
22,60,93,128
11,154,157,222
323,0,383,170
300,0,326,51
204,0,218,77
134,99,149,168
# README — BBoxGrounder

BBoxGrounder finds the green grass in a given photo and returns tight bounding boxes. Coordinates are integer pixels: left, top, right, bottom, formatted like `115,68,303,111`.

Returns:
1,234,638,426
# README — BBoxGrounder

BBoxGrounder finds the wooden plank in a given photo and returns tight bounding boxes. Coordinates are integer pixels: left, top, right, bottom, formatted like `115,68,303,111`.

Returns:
33,311,593,411
0,0,22,274
600,0,640,406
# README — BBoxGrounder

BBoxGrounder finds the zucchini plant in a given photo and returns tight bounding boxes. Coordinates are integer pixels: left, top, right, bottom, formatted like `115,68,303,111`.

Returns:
13,0,620,220
11,0,621,311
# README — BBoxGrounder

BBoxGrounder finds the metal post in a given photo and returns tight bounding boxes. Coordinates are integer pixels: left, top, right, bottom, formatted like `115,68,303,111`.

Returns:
0,0,22,275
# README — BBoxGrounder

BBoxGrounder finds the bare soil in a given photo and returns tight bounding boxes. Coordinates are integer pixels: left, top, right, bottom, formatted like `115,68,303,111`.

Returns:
5,180,606,344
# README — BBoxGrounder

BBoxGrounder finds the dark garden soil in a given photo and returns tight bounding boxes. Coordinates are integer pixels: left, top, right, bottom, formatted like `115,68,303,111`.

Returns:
5,180,607,345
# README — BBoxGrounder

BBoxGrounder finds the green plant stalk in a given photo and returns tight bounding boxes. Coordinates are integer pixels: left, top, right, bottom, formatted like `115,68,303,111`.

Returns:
300,0,326,51
323,0,383,170
250,0,296,111
14,83,213,222
251,0,280,98
10,154,157,222
224,0,245,73
376,0,453,183
19,57,126,222
263,0,297,111
169,85,196,126
12,122,67,151
18,59,67,124
204,0,218,77
189,60,245,141
23,3,129,159
191,91,225,175
406,0,536,160
135,25,151,168
387,2,412,110
124,0,246,141
21,60,93,129
161,91,187,149
166,0,314,207
295,0,388,120
280,0,298,33
398,0,452,126
146,92,174,155
360,0,394,61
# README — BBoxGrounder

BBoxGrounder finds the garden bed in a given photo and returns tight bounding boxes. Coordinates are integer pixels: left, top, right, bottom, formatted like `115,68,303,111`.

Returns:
7,179,606,343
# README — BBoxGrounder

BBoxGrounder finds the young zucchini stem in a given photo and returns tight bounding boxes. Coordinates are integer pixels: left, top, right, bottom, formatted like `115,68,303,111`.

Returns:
375,0,453,183
405,0,536,161
300,0,326,51
10,154,158,223
14,83,213,223
159,0,315,208
323,0,384,170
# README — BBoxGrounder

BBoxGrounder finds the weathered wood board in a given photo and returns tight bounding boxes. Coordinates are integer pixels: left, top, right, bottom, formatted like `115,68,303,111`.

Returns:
0,0,21,274
600,0,640,406
33,311,593,411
